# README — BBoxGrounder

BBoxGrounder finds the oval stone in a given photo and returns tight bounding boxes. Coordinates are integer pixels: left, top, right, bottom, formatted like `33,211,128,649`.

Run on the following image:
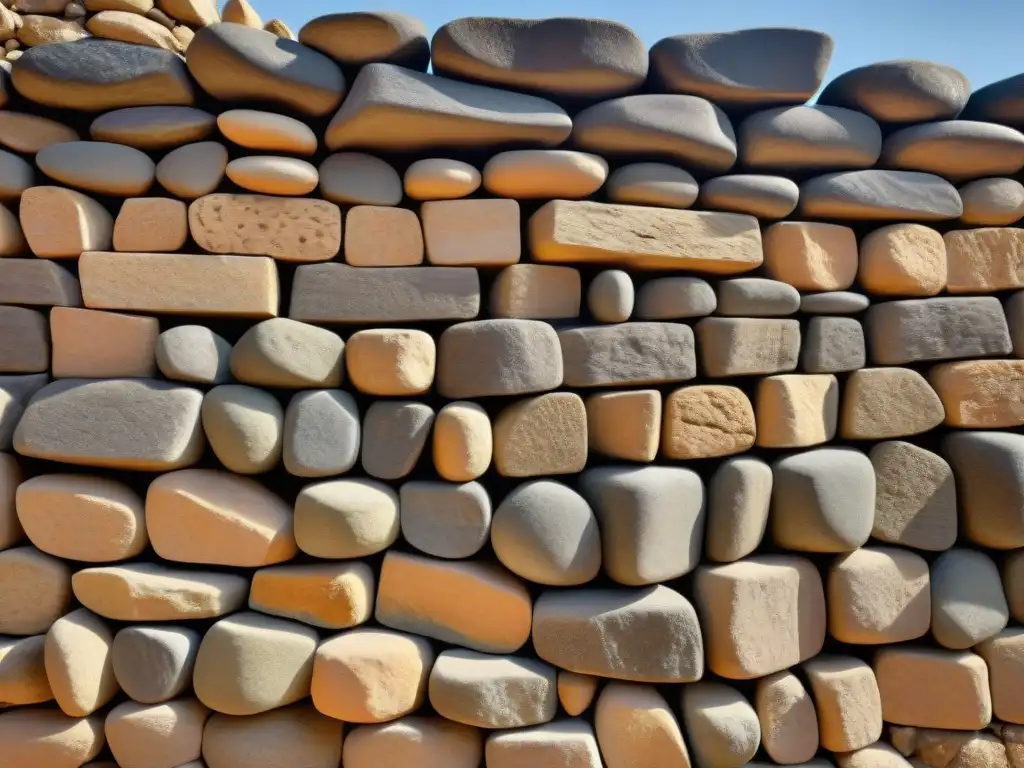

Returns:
959,177,1024,225
155,141,228,199
217,109,317,154
700,174,799,219
319,152,402,206
298,11,429,70
226,156,319,195
36,140,155,196
90,106,215,150
606,163,698,209
483,150,607,199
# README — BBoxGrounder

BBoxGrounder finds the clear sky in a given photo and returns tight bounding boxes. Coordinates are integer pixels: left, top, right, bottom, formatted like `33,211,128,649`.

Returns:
273,0,1023,94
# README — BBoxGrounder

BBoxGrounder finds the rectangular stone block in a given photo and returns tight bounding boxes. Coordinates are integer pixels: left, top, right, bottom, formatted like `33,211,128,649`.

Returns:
422,198,520,266
0,259,81,306
558,323,696,388
800,316,865,374
20,185,113,259
79,252,279,318
113,197,188,253
290,264,480,324
0,307,48,374
696,318,801,377
0,374,48,450
344,206,423,267
50,307,159,379
929,360,1024,428
945,227,1024,294
490,264,581,319
529,200,763,273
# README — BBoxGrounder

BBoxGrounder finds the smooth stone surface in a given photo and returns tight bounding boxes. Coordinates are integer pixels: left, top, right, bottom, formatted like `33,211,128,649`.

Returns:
0,111,79,155
49,307,158,380
840,367,945,440
738,105,882,171
0,546,71,635
361,401,435,480
282,390,360,477
0,635,52,706
755,671,818,764
0,452,21,549
0,307,47,374
870,441,957,552
0,149,32,199
217,109,317,154
0,375,50,452
763,220,858,291
818,60,970,123
112,625,199,704
706,456,772,563
201,385,283,474
87,10,185,53
858,223,947,297
585,390,661,462
44,608,118,717
432,402,492,482
156,326,232,385
559,322,696,387
294,479,398,558
717,278,800,316
422,198,520,266
699,174,800,218
0,709,104,767
931,548,1009,649
883,120,1024,180
800,292,870,314
682,682,761,768
0,260,80,307
299,11,429,70
800,170,963,220
113,197,187,253
91,106,215,150
345,329,435,395
250,561,374,630
606,163,698,208
346,205,424,267
485,720,602,768
155,141,228,199
959,177,1024,225
201,706,343,768
483,150,608,199
318,152,402,206
587,270,633,323
400,481,492,560
343,716,482,768
105,699,208,768
231,318,344,389
225,156,318,195
596,682,690,768
944,431,1024,549
635,277,717,319
405,158,481,200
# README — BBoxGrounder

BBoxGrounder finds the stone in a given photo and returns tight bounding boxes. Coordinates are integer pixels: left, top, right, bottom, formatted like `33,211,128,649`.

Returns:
944,431,1024,549
648,28,833,110
105,699,208,768
342,716,482,768
0,205,23,257
490,264,581,319
605,163,698,208
319,152,402,206
485,720,602,768
299,11,428,70
0,709,104,768
155,0,216,26
738,105,882,170
0,375,49,452
492,394,587,477
186,23,344,116
977,629,1024,724
963,72,1024,127
0,307,46,374
0,546,70,634
49,307,157,379
699,174,800,218
800,169,963,220
560,323,696,387
803,656,882,753
217,108,316,154
931,360,1024,427
432,402,492,482
706,456,772,563
422,198,519,266
596,683,690,768
587,270,633,323
113,197,187,252
201,385,282,474
1011,291,1024,357
290,264,480,324
0,259,79,306
0,451,20,548
533,584,703,682
19,186,112,259
44,608,117,717
490,480,599,586
884,121,1024,180
36,141,154,197
293,478,397,558
16,474,146,563
87,11,184,53
91,106,213,151
717,278,800,316
696,318,800,377
225,156,319,196
345,329,434,396
156,326,231,384
282,390,360,477
16,16,87,47
585,390,660,462
892,728,1011,768
376,550,532,654
558,672,597,717
483,150,607,198
762,221,858,291
201,706,343,768
15,378,203,470
818,60,969,123
71,563,247,621
429,649,556,729
400,481,492,560
231,318,344,388
80,251,278,318
756,671,818,765
959,177,1024,225
405,158,481,200
250,562,373,630
326,63,571,151
0,111,78,155
800,291,871,314
682,683,760,768
112,625,199,704
147,469,295,567
871,441,957,551
945,227,1024,293
0,148,31,200
345,206,424,267
858,223,946,297
839,744,915,768
635,276,717,319
360,401,434,480
662,385,755,459
193,612,318,715
874,647,992,730
755,374,839,448
930,548,1008,649
0,635,51,706
155,141,227,199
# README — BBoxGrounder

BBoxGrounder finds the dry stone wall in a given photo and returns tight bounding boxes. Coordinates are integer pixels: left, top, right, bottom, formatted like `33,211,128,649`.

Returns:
0,11,1022,768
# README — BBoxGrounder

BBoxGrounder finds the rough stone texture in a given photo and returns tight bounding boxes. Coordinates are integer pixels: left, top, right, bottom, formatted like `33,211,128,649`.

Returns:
399,481,492,560
361,401,434,480
485,720,602,768
977,629,1024,725
201,706,343,768
960,177,1024,225
44,608,118,717
706,456,772,563
86,11,184,53
559,322,696,387
50,307,158,379
0,306,47,374
696,318,800,377
682,682,761,768
0,635,52,706
755,671,818,765
432,402,492,482
930,548,1008,649
293,479,398,558
345,206,424,267
596,683,690,768
105,699,208,768
0,259,80,307
201,385,282,474
225,156,319,196
817,60,969,123
762,221,858,291
606,163,699,209
930,360,1024,427
345,329,434,396
883,121,1024,180
945,227,1024,293
558,672,598,717
944,431,1024,549
490,264,581,319
755,374,838,448
698,174,800,218
492,393,587,477
891,727,1014,768
662,385,755,458
155,141,227,199
800,291,870,314
91,106,215,151
0,709,105,768
342,716,482,768
859,223,947,297
231,318,344,389
871,442,957,552
283,390,360,477
585,389,661,462
113,197,187,253
156,326,232,384
0,546,70,634
37,141,155,197
405,158,481,200
587,270,634,323
739,105,882,170
422,198,520,266
112,625,199,704
299,11,429,70
20,185,113,259
0,111,79,155
800,170,963,220
716,278,800,317
635,276,717,319
840,367,946,439
803,656,882,752
319,152,403,206
0,376,48,453
250,562,373,630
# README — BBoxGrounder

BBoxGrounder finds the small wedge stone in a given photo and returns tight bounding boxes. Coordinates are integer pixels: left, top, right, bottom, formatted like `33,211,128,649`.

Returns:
433,402,492,481
706,456,772,563
342,716,482,768
423,198,520,266
19,186,112,259
155,141,227,199
662,385,755,459
105,699,209,768
112,625,199,704
231,318,343,388
201,385,282,474
155,326,231,385
0,634,52,705
405,158,481,200
696,318,800,377
345,329,434,396
282,389,360,477
201,706,343,768
858,223,946,297
294,478,398,559
756,671,819,765
930,359,1024,427
930,548,1008,649
0,546,71,635
360,401,434,480
113,197,187,252
756,374,839,448
490,264,581,319
45,608,118,717
558,672,598,717
0,307,47,374
345,205,423,266
596,682,691,768
49,307,158,379
682,683,760,768
250,562,374,630
840,367,945,439
585,390,660,462
763,221,858,290
0,709,104,768
492,393,587,477
803,656,882,753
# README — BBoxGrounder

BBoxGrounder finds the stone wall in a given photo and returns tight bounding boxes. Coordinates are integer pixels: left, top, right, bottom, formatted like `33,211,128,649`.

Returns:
0,12,1022,768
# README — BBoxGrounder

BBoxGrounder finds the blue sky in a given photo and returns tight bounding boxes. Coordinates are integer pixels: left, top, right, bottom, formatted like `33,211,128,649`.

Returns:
274,0,1023,93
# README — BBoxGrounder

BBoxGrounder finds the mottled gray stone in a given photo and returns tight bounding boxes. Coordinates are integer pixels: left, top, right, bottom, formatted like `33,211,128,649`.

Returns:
682,683,762,768
282,389,360,477
558,323,696,387
738,105,882,171
799,170,963,220
944,431,1024,549
0,374,48,450
882,120,1024,181
581,465,705,586
155,325,232,384
318,153,402,206
959,177,1024,226
0,259,80,307
817,60,970,123
0,307,48,374
112,625,199,704
1010,291,1024,356
231,318,345,389
201,384,283,475
299,11,429,71
605,163,699,209
360,401,434,480
635,277,717,319
587,270,633,323
699,174,799,219
801,317,865,374
870,441,957,552
716,278,800,317
800,292,870,314
866,297,1011,364
931,549,1008,649
706,456,772,563
486,720,601,768
962,72,1024,129
696,318,800,377
399,481,491,559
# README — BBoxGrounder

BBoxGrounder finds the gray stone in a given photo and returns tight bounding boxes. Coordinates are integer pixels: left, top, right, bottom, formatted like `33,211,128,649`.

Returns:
581,465,705,586
36,141,155,197
800,170,963,220
1011,291,1024,356
89,106,216,151
800,292,870,314
294,479,399,559
706,456,772,563
962,72,1024,129
587,270,633,323
282,389,360,477
882,120,1024,181
572,94,737,171
738,105,882,171
0,150,33,200
429,649,557,729
801,316,865,373
931,549,1008,649
202,707,344,768
399,481,491,559
186,22,345,116
491,480,601,586
866,297,1011,364
201,385,283,475
817,60,970,123
112,625,199,704
771,448,875,553
558,322,696,387
360,401,434,480
635,277,717,319
343,716,482,768
944,431,1024,549
11,38,194,110
699,174,799,219
0,307,47,374
696,318,800,377
959,177,1024,225
155,325,232,384
231,318,344,389
0,259,80,306
682,683,762,768
0,374,48,450
532,585,704,683
318,153,402,206
648,28,833,111
290,264,480,324
437,319,562,398
870,441,957,552
325,63,571,151
155,141,228,199
716,278,800,317
605,163,699,209
299,11,429,70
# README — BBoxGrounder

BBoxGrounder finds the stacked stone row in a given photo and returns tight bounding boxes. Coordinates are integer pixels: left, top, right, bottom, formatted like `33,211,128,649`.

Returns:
0,11,1023,768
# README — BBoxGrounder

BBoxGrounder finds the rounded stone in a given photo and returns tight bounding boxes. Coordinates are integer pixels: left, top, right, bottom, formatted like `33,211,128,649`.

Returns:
931,548,1009,649
282,389,360,477
802,655,882,753
0,635,51,706
249,562,374,630
483,150,607,198
0,709,104,768
226,156,318,195
635,276,717,319
44,608,118,717
342,716,482,768
405,158,481,200
319,152,402,206
0,545,71,635
231,318,344,389
201,385,283,475
716,278,800,317
755,671,819,765
837,743,915,768
0,149,33,200
217,109,317,154
681,682,761,768
294,478,399,559
699,174,799,218
596,682,690,768
485,720,602,768
663,385,755,459
706,456,772,563
432,401,492,482
588,270,634,323
840,367,945,440
298,11,429,70
90,106,214,150
944,431,1024,550
800,291,870,314
492,392,587,478
201,706,343,768
105,699,208,768
36,140,154,196
606,163,698,208
858,223,947,296
882,120,1024,180
361,401,435,480
558,671,598,717
755,374,839,449
738,104,882,171
959,177,1024,225
155,325,231,384
763,220,858,291
0,111,79,156
112,625,199,704
399,481,491,560
155,141,228,199
346,329,435,396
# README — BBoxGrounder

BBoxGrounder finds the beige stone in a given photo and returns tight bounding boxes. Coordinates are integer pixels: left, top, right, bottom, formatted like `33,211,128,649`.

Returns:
201,384,283,474
217,109,316,154
841,367,945,439
404,158,481,200
803,656,882,753
756,374,838,448
293,479,398,559
221,0,259,26
342,716,483,768
201,706,342,768
874,647,992,730
433,401,492,482
483,150,608,198
105,699,209,768
157,0,217,25
231,318,343,388
89,106,214,151
376,550,532,653
681,682,760,768
492,393,587,477
0,545,71,635
79,251,279,318
695,556,825,680
422,198,520,266
226,156,319,195
50,307,158,379
249,562,375,630
530,200,762,273
959,177,1024,226
490,264,581,319
945,227,1024,293
1008,551,1024,624
264,18,293,38
755,670,819,764
0,111,78,155
763,221,858,290
20,186,113,259
312,628,433,723
859,223,947,296
930,359,1024,428
156,141,227,199
0,204,24,256
977,629,1024,725
16,474,146,563
345,328,435,396
595,682,690,768
585,390,661,462
146,468,296,567
0,452,21,550
0,634,52,705
45,608,118,717
113,197,187,252
558,671,598,717
87,11,182,52
662,385,755,459
870,441,957,552
485,720,602,768
35,141,154,197
18,15,87,46
0,709,104,768
838,743,914,768
344,205,423,266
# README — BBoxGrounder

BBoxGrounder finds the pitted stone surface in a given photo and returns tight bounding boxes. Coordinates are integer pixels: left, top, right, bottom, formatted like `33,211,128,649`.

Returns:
662,385,755,459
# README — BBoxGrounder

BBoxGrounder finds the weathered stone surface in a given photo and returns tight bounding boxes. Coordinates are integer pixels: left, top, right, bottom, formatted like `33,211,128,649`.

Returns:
201,706,343,768
931,548,1008,649
763,221,857,291
717,278,799,317
36,141,154,197
282,390,360,477
699,174,800,218
945,227,1024,293
558,672,598,717
959,177,1024,225
485,720,602,768
432,402,492,482
50,307,158,379
112,625,198,704
400,481,491,560
0,634,52,706
293,479,397,558
800,169,963,220
803,657,884,754
492,394,586,477
14,19,92,54
20,186,112,259
587,270,633,323
290,263,480,323
87,11,185,53
818,60,969,123
201,385,282,474
45,608,117,717
871,441,957,552
342,716,482,768
585,389,660,462
706,456,772,563
944,431,1024,549
91,106,213,151
896,726,1016,768
800,291,870,314
858,223,946,297
635,276,716,319
696,318,800,377
606,163,698,208
930,360,1024,427
839,743,914,768
326,63,571,151
883,121,1024,180
186,23,345,116
299,11,428,70
596,683,690,768
490,264,581,319
155,141,227,199
0,259,79,306
225,156,319,196
977,629,1024,724
0,111,78,155
483,150,607,199
739,105,882,170
682,682,760,768
105,699,208,768
405,158,481,200
0,376,48,453
376,550,532,654
217,109,317,154
840,367,945,439
345,329,434,396
80,252,279,318
0,709,104,768
156,325,232,384
113,197,187,253
345,206,424,267
662,385,755,458
0,546,70,634
319,152,402,206
756,671,818,765
0,307,47,374
361,401,434,480
422,198,520,266
756,374,838,448
231,318,343,388
559,322,695,388
250,562,373,630
193,612,318,716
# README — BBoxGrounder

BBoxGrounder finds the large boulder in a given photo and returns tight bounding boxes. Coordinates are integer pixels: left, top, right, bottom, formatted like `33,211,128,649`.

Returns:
817,60,970,123
201,706,343,768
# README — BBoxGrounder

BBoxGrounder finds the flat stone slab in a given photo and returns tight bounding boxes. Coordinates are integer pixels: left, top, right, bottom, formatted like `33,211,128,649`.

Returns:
800,170,963,220
817,60,970,123
738,105,882,171
0,259,80,306
558,322,696,388
882,120,1024,180
299,11,429,70
90,106,215,150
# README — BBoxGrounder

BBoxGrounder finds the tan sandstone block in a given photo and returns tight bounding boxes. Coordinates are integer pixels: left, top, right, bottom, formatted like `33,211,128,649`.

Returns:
344,205,424,266
422,198,520,266
595,682,690,768
113,197,187,253
201,706,342,768
0,709,104,768
19,185,113,258
859,223,947,296
976,629,1024,725
755,670,819,764
558,671,598,717
490,264,581,319
80,251,278,318
0,545,71,635
929,360,1024,428
662,385,755,459
50,307,158,379
345,328,435,396
841,367,945,439
875,648,992,730
45,608,118,717
105,699,209,768
756,374,838,448
945,227,1024,293
492,393,587,477
586,390,661,462
433,401,492,481
0,635,52,705
249,562,374,630
803,656,882,753
763,221,858,290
